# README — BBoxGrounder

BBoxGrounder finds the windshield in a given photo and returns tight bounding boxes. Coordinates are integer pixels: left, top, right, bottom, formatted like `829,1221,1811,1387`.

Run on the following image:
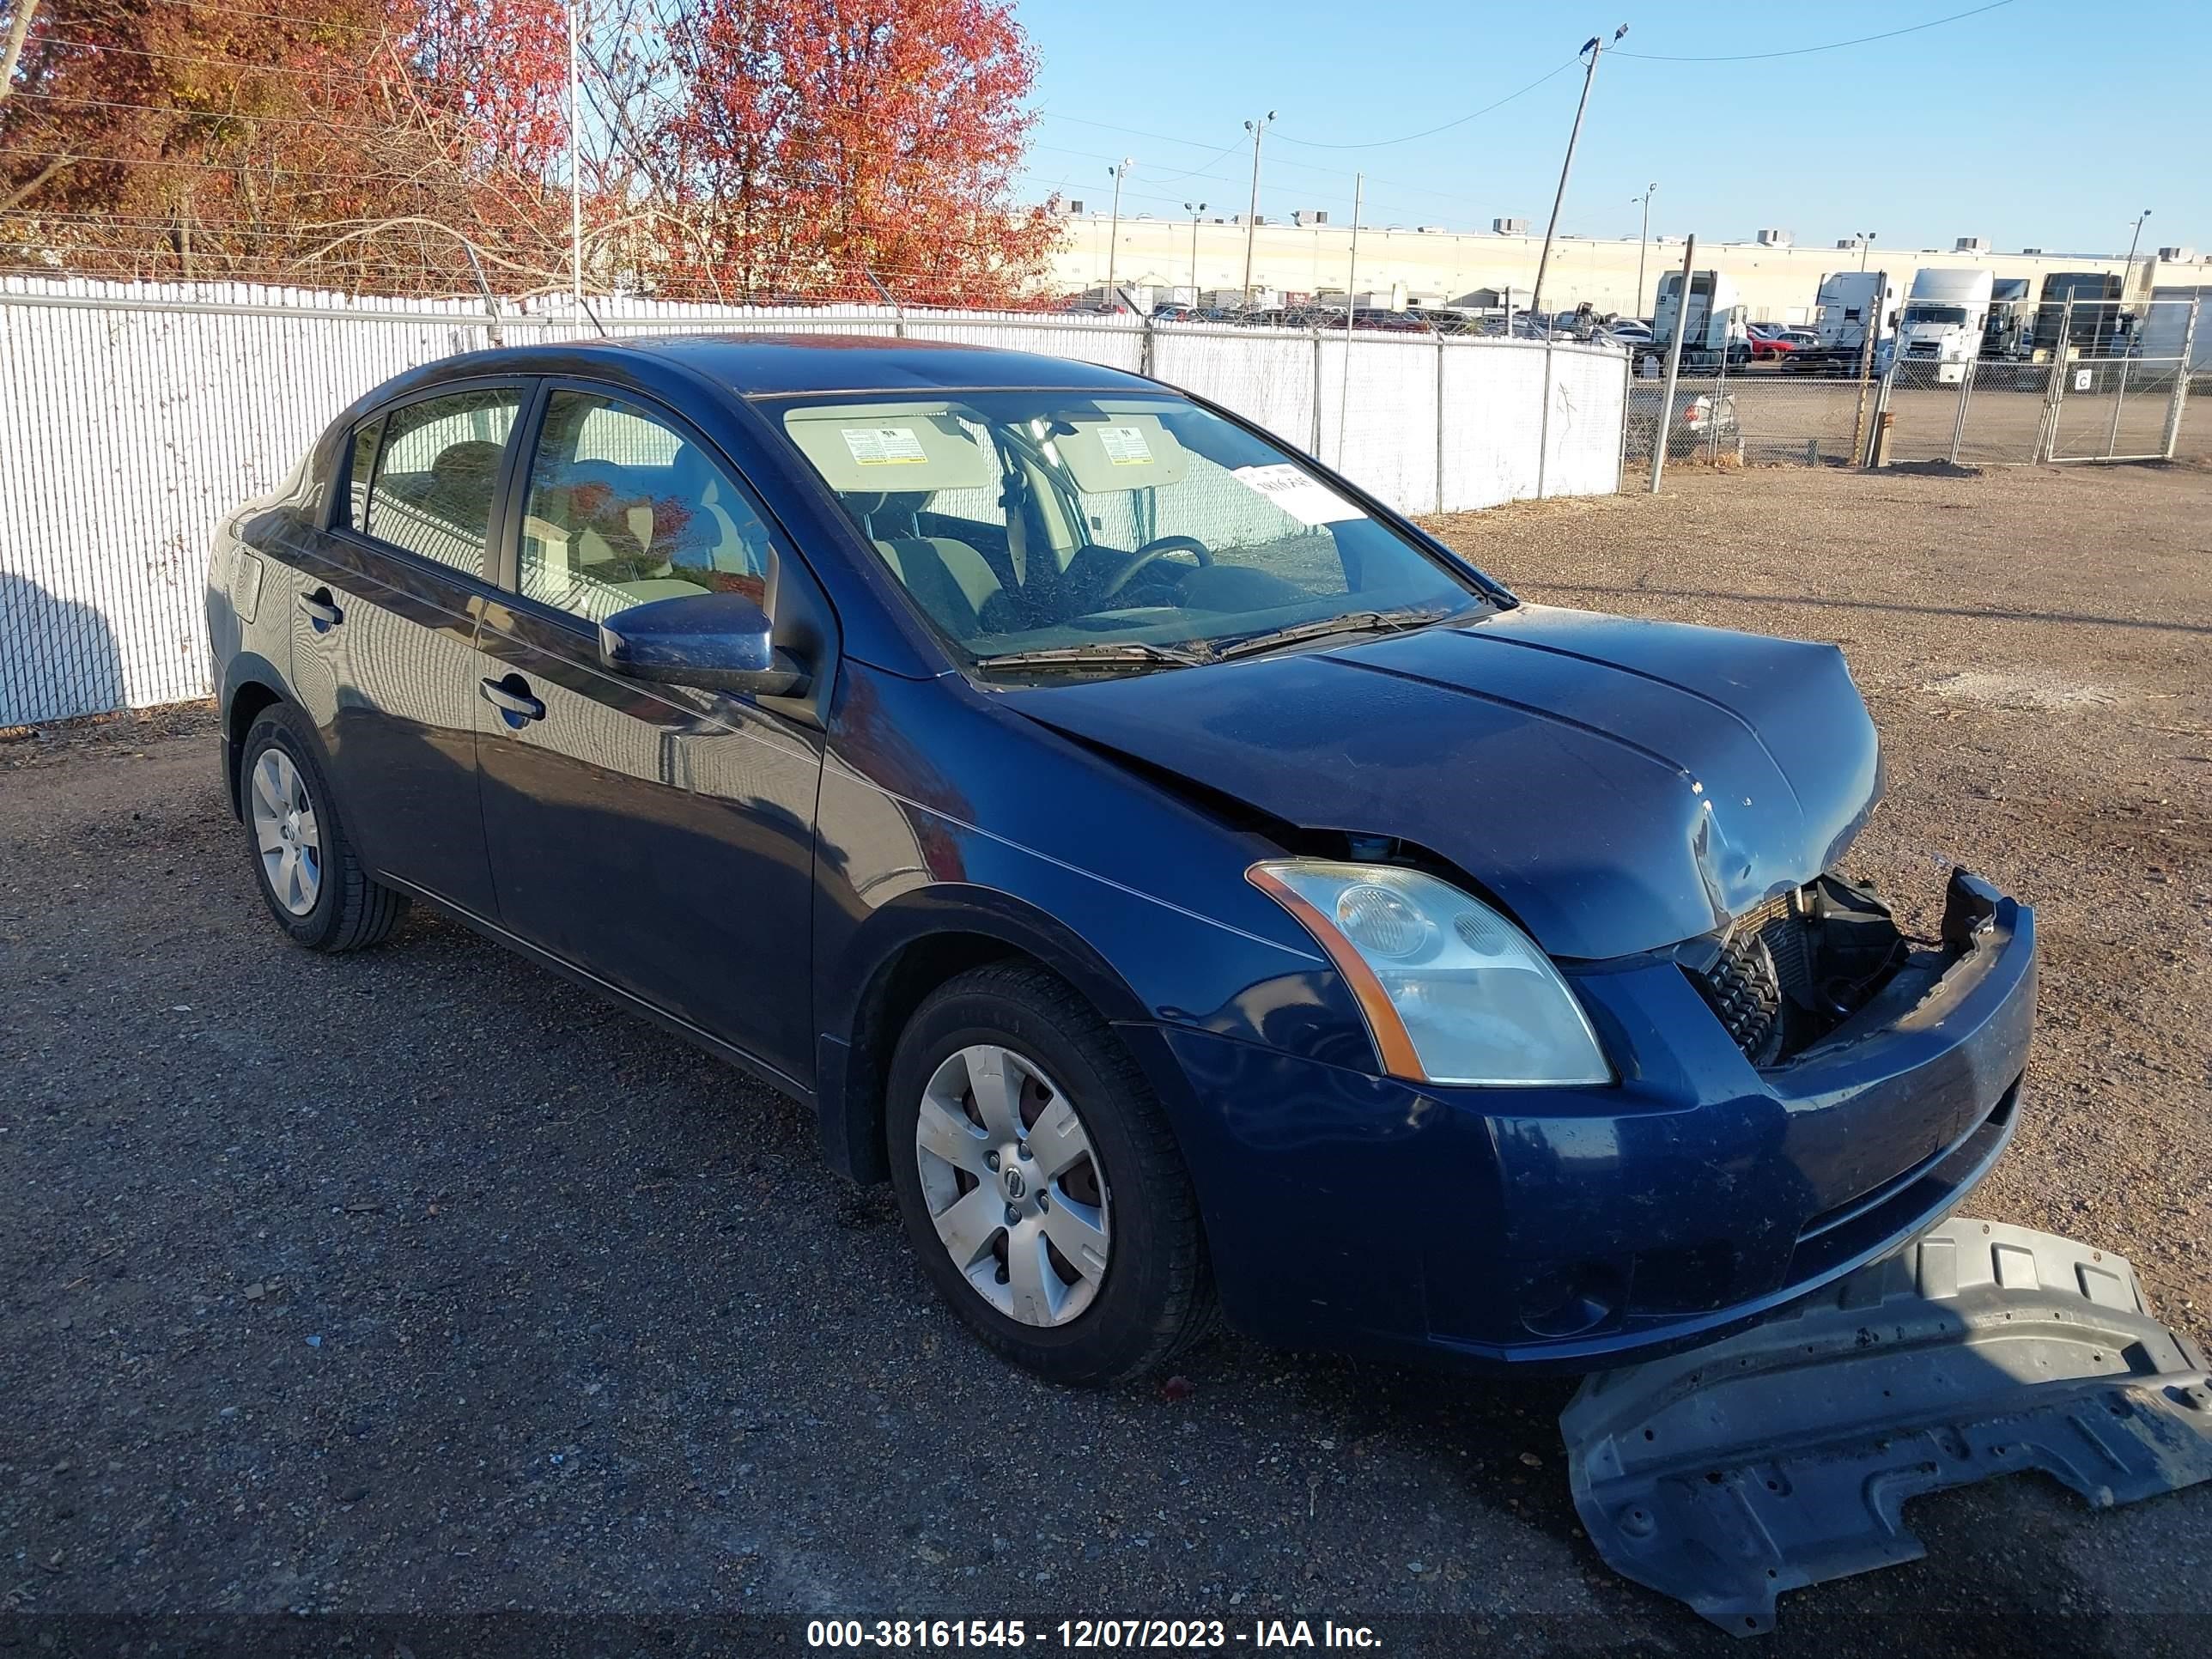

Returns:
772,390,1486,671
1905,304,1969,326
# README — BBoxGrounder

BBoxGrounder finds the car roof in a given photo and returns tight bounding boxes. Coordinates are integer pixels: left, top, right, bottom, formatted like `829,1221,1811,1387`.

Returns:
429,332,1159,398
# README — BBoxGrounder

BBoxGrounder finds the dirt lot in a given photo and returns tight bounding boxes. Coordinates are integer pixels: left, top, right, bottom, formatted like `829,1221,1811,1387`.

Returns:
4,463,2209,1654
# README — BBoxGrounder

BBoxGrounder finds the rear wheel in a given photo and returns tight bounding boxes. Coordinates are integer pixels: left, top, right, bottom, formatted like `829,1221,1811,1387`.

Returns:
239,704,407,951
885,963,1215,1385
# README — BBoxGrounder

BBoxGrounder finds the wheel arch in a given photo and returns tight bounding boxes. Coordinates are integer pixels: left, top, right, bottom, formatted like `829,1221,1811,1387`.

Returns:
815,888,1153,1185
218,656,291,818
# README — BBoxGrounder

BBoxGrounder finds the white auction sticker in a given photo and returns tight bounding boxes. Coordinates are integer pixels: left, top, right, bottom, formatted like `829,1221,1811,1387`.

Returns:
840,426,929,465
1231,463,1363,526
1096,424,1154,465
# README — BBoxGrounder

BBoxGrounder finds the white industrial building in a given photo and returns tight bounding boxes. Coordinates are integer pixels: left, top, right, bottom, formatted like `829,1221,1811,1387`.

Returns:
1052,210,2198,321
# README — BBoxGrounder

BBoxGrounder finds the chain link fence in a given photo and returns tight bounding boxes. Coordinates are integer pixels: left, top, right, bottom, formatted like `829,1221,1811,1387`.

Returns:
1623,296,2203,475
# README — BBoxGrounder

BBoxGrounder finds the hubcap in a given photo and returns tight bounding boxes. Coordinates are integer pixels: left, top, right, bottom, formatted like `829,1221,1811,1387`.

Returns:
914,1043,1110,1328
249,747,322,916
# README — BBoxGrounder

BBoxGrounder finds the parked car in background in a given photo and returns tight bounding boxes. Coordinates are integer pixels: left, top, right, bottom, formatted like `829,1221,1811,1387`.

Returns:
1602,319,1654,345
1747,324,1819,361
1631,388,1744,459
204,336,2035,1389
1352,308,1433,333
1150,304,1204,323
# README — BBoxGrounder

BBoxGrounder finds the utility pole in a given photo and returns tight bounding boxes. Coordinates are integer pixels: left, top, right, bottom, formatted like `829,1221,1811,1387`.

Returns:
2123,207,2152,297
568,0,583,307
1105,158,1133,300
1184,202,1206,302
1632,182,1656,319
1528,25,1626,330
1858,230,1876,273
1240,112,1275,311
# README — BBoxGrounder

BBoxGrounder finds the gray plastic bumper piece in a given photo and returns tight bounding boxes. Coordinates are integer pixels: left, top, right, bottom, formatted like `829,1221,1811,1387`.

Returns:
1560,1216,2212,1635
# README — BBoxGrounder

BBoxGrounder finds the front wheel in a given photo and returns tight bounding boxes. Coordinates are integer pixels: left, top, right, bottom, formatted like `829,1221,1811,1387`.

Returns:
885,963,1215,1385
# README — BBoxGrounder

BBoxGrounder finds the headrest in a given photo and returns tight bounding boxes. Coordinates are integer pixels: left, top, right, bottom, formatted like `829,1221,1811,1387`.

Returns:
431,440,503,488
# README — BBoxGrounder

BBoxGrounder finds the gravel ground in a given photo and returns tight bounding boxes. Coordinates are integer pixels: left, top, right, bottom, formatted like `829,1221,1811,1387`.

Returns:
4,463,2209,1655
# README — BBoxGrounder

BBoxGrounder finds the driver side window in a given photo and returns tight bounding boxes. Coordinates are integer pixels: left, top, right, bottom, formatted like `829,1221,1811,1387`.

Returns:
519,391,776,624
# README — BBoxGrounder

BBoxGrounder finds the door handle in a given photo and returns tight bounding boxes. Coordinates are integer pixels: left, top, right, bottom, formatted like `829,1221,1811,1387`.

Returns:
298,588,343,630
479,675,546,725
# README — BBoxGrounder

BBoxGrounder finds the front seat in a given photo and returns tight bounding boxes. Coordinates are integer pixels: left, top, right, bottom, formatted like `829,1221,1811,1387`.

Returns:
873,536,1012,639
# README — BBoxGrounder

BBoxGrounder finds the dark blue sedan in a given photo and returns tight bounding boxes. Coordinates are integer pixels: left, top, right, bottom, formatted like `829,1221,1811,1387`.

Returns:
204,336,2035,1383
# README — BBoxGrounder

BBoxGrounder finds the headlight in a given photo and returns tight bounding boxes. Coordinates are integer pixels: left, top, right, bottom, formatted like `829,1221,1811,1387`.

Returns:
1248,860,1612,1087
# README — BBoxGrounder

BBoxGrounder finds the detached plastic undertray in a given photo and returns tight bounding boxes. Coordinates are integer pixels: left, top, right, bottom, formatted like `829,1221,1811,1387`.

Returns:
1561,1217,2212,1635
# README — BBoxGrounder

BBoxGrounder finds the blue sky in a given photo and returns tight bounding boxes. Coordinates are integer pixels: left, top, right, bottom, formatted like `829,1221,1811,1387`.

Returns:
1014,0,2208,257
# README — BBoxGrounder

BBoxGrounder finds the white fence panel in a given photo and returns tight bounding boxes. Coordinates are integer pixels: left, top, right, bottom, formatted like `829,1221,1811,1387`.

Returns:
1316,332,1439,516
0,278,1629,726
1440,340,1547,511
1541,344,1631,500
1152,327,1317,452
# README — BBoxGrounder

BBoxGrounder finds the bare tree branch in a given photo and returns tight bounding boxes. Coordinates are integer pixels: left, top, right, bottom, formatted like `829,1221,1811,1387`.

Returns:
0,147,67,210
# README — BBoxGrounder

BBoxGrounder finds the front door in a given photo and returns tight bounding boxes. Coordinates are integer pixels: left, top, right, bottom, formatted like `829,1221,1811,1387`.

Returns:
473,385,824,1086
293,383,523,917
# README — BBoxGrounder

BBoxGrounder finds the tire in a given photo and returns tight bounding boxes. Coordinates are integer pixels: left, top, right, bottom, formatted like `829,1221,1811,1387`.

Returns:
238,702,408,951
884,963,1215,1386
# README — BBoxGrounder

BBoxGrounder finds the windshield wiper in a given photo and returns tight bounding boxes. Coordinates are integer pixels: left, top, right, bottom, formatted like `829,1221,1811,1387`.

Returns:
973,640,1210,673
1207,605,1462,663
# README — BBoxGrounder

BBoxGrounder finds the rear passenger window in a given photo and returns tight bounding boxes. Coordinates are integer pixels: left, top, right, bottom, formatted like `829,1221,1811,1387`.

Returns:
356,388,520,574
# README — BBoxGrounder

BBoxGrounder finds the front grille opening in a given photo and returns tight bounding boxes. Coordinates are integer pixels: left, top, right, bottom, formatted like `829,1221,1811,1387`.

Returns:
1680,873,1911,1065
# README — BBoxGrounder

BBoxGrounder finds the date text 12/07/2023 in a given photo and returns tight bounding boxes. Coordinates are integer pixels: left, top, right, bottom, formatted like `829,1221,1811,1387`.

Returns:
804,1618,1384,1650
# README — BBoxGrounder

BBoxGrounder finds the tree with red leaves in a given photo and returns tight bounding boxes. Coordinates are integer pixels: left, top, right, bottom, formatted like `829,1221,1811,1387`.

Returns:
0,0,574,289
646,0,1059,305
1,0,1062,303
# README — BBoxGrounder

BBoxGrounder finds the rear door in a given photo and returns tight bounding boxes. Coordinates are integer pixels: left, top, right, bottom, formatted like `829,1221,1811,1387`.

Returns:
292,381,527,916
472,382,826,1086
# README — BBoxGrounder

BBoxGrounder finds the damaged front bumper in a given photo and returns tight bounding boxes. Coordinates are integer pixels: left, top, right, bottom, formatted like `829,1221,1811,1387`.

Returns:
1137,870,2035,1370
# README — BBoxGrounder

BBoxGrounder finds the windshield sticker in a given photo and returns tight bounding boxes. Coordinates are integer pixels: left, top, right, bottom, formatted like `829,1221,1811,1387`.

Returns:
1231,463,1363,526
1096,425,1154,465
839,426,929,465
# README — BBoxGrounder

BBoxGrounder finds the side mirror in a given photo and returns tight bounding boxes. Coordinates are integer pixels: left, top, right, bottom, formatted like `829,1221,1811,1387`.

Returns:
598,589,810,698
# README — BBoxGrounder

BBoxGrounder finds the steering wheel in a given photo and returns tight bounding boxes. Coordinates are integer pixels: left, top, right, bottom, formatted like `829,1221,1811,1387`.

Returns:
1098,535,1214,600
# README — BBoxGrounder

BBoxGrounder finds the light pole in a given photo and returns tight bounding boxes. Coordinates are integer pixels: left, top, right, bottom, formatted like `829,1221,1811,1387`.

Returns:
1240,112,1275,311
1105,158,1133,302
1632,182,1656,319
1858,230,1876,272
1183,202,1206,303
1528,24,1627,330
2123,207,2152,295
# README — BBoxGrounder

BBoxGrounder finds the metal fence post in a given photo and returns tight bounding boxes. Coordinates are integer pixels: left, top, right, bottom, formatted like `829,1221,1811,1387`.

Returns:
2163,300,2200,459
1139,313,1155,379
1436,334,1448,514
2039,297,2075,462
1311,329,1325,456
1648,234,1698,493
1706,340,1727,464
1947,358,1975,465
2105,349,2132,460
1536,338,1554,499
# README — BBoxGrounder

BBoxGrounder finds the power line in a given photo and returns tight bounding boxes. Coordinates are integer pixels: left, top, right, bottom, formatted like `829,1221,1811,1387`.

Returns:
1272,59,1577,150
1613,1,2014,63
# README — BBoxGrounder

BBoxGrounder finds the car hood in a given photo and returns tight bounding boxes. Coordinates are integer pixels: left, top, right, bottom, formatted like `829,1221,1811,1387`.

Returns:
998,604,1882,961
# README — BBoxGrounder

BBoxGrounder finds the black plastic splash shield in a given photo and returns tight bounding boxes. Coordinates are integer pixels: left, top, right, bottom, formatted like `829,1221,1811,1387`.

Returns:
1560,1217,2212,1635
